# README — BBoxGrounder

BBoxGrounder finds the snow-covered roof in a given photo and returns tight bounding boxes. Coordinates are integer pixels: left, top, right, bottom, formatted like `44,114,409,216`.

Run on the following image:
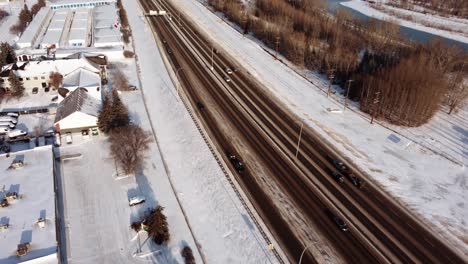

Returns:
0,146,57,264
54,87,101,123
40,31,62,47
16,8,52,48
94,27,120,38
93,4,118,19
68,28,87,42
63,67,100,89
1,58,100,78
47,20,66,30
93,19,114,29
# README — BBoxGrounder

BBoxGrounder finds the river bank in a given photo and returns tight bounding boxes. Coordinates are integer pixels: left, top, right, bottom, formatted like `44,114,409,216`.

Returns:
340,0,468,46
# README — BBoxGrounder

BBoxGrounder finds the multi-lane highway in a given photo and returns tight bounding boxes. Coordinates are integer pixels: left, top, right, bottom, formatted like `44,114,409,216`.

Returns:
138,0,467,263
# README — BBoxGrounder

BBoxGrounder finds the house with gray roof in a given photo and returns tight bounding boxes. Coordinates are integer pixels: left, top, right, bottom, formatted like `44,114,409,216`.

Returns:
54,87,101,133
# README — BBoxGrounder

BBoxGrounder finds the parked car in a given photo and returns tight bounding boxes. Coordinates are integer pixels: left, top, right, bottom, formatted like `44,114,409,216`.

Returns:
91,128,99,136
129,196,145,206
8,130,27,139
0,122,15,129
229,154,245,173
224,76,231,82
51,95,59,102
0,117,17,124
225,67,233,75
32,87,39,94
65,132,73,144
54,133,61,146
330,172,344,183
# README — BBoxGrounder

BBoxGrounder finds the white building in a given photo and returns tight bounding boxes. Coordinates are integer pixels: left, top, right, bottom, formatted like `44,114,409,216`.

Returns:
16,8,52,49
67,9,91,47
93,4,122,47
40,10,70,49
54,87,101,133
0,146,58,264
62,67,102,100
0,57,103,94
49,0,116,10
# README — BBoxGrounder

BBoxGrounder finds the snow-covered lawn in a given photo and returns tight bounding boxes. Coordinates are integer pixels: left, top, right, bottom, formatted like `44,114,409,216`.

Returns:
168,0,468,255
341,0,468,44
57,133,202,263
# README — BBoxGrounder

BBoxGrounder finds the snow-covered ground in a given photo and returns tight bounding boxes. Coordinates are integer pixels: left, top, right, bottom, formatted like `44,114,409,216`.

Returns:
0,0,39,45
341,0,468,44
114,0,283,262
169,0,468,255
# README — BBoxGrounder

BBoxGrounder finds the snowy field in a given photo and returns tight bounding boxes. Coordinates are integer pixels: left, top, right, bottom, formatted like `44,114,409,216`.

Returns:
341,0,468,44
169,0,468,255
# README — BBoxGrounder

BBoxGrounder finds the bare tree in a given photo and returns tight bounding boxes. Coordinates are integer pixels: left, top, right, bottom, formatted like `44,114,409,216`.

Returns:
446,77,468,115
109,124,151,175
112,68,130,91
49,72,63,90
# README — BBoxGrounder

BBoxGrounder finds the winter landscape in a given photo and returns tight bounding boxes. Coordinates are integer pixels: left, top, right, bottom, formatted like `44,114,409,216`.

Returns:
0,0,466,263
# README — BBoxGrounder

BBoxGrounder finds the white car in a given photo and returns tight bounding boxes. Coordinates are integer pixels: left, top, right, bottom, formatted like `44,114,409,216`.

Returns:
65,132,73,144
225,67,233,75
224,76,231,82
8,130,27,139
129,196,145,206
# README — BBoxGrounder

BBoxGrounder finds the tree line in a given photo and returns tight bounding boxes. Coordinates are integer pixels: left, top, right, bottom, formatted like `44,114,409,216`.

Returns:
387,0,468,18
207,0,468,126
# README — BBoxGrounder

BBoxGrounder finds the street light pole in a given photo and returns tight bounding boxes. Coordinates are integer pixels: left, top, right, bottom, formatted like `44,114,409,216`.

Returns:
327,69,336,98
370,90,380,124
275,36,280,59
210,46,214,71
344,79,353,111
295,121,304,158
299,243,315,264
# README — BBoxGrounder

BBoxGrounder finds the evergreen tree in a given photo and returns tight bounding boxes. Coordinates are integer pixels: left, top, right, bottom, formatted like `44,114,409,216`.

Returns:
147,206,170,245
0,42,16,67
97,92,112,133
19,4,32,25
110,89,130,130
8,71,24,97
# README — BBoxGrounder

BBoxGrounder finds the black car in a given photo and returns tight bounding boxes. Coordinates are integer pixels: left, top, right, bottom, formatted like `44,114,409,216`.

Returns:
325,210,348,231
229,155,245,173
196,101,205,110
331,172,344,183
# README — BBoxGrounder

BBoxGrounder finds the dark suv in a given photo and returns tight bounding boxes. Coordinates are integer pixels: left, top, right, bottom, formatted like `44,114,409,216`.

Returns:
326,210,348,231
332,159,362,188
330,172,344,182
229,155,245,173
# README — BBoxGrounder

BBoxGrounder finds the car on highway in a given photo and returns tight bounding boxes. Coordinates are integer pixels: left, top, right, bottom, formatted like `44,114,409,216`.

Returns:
196,101,205,110
224,76,231,82
332,159,362,188
129,196,145,206
225,67,233,75
330,172,344,183
331,213,348,231
229,154,245,173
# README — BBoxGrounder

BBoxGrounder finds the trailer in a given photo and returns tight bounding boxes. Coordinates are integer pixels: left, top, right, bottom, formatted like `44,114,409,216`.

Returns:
148,10,167,16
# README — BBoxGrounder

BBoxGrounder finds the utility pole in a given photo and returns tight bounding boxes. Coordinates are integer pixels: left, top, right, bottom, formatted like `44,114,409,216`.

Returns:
210,46,214,70
370,90,380,124
295,121,304,158
344,79,353,111
275,36,280,59
326,69,336,98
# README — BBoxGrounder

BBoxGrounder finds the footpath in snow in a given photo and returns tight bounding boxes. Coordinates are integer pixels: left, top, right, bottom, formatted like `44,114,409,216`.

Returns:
119,0,282,263
170,0,468,255
341,0,468,44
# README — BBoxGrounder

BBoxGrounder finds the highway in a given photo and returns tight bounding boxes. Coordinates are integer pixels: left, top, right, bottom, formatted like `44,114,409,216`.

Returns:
138,0,467,263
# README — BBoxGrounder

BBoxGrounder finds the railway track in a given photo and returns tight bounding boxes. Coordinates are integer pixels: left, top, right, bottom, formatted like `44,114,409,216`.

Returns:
138,0,467,263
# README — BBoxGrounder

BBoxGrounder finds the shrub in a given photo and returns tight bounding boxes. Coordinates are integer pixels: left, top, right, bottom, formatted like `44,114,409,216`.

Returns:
123,50,134,58
181,246,195,264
